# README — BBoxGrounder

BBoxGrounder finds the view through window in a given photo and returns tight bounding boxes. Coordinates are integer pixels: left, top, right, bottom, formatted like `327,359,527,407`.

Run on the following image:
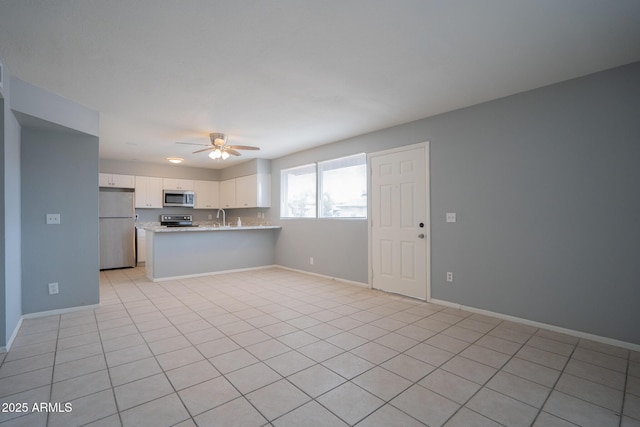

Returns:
281,153,367,218
318,154,367,218
280,164,316,218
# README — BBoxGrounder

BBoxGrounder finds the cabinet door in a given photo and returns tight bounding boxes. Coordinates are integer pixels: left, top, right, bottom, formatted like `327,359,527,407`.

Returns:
235,175,257,208
135,177,149,208
234,174,271,208
219,179,236,208
100,173,135,188
111,174,135,188
256,173,271,208
136,228,146,263
194,180,219,209
135,176,163,208
163,178,194,190
99,173,112,187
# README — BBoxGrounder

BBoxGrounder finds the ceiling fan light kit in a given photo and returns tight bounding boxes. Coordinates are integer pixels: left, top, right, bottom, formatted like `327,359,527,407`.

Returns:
208,149,230,160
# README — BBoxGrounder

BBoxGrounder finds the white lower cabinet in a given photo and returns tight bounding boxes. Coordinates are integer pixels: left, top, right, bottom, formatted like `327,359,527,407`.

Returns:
136,228,146,264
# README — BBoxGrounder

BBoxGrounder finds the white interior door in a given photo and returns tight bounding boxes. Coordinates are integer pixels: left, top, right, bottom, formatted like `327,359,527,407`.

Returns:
370,144,429,300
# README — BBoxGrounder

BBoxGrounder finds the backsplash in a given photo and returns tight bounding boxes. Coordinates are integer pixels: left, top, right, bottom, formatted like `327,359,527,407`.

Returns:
135,208,271,228
135,206,269,223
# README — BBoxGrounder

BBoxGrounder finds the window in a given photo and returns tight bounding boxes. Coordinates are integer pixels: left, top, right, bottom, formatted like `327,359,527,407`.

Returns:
280,153,367,219
318,154,367,218
281,164,316,218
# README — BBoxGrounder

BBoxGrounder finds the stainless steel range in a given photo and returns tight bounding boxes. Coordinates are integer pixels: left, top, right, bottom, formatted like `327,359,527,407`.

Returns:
160,214,198,227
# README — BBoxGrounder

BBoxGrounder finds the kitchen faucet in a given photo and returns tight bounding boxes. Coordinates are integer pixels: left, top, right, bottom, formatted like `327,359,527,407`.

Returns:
216,208,226,227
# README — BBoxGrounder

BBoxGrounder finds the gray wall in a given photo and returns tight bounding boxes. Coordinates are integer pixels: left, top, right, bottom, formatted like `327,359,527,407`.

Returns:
1,64,23,349
270,61,640,345
8,75,100,320
21,128,100,313
1,81,5,346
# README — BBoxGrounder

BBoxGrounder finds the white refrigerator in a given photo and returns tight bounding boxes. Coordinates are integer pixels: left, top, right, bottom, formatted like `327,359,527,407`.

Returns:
99,190,136,269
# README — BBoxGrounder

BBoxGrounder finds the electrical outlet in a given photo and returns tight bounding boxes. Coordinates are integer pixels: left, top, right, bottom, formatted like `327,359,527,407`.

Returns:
46,213,61,225
310,257,314,265
48,282,59,295
446,212,456,223
208,214,212,220
446,272,453,282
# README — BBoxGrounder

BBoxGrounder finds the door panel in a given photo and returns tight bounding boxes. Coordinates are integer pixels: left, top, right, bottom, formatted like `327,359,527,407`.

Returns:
380,240,393,275
370,145,428,300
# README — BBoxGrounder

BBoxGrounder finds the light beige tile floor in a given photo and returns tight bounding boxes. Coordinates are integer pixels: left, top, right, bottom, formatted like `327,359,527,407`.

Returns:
0,267,639,426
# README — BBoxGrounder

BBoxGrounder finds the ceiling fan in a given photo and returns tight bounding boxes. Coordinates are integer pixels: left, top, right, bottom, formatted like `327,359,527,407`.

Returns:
177,133,260,160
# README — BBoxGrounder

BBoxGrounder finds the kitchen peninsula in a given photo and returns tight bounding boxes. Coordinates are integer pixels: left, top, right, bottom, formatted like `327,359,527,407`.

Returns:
143,225,281,281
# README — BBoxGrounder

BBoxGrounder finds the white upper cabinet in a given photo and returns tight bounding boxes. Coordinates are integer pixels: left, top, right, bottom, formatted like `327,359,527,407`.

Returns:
135,176,163,208
236,174,271,208
193,180,219,209
99,173,135,189
221,174,271,209
102,171,270,210
219,179,236,209
162,178,194,190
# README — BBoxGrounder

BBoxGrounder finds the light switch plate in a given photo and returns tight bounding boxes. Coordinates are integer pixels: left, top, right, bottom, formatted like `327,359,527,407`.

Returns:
46,213,61,225
446,212,456,223
48,282,59,295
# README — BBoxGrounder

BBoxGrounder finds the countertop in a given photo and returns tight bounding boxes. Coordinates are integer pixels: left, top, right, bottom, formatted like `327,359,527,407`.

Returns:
143,225,281,233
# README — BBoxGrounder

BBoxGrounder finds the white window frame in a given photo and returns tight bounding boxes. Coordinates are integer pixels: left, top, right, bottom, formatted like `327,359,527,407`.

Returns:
318,153,367,219
280,163,317,218
280,153,368,220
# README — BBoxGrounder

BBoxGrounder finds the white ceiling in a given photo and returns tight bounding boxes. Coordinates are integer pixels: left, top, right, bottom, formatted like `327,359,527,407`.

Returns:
1,1,639,169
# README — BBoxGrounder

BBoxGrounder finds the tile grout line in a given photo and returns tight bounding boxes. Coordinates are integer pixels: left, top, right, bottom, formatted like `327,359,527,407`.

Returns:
92,278,125,427
527,331,577,426
619,350,631,427
428,317,517,426
46,313,62,427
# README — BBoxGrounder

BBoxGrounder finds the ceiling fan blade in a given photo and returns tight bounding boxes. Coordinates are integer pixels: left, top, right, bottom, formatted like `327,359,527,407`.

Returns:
227,145,260,151
192,147,215,153
176,141,210,147
225,148,242,156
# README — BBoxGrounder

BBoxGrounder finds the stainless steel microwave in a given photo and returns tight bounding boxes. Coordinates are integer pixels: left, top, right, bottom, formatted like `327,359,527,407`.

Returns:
163,190,195,207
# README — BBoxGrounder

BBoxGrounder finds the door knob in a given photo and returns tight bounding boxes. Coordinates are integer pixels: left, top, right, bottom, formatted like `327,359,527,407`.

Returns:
418,233,425,239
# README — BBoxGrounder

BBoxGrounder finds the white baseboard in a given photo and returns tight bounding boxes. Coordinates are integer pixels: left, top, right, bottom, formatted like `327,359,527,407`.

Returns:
274,265,369,288
21,304,100,320
431,298,640,353
151,265,370,288
150,265,278,282
2,304,99,353
1,317,23,353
